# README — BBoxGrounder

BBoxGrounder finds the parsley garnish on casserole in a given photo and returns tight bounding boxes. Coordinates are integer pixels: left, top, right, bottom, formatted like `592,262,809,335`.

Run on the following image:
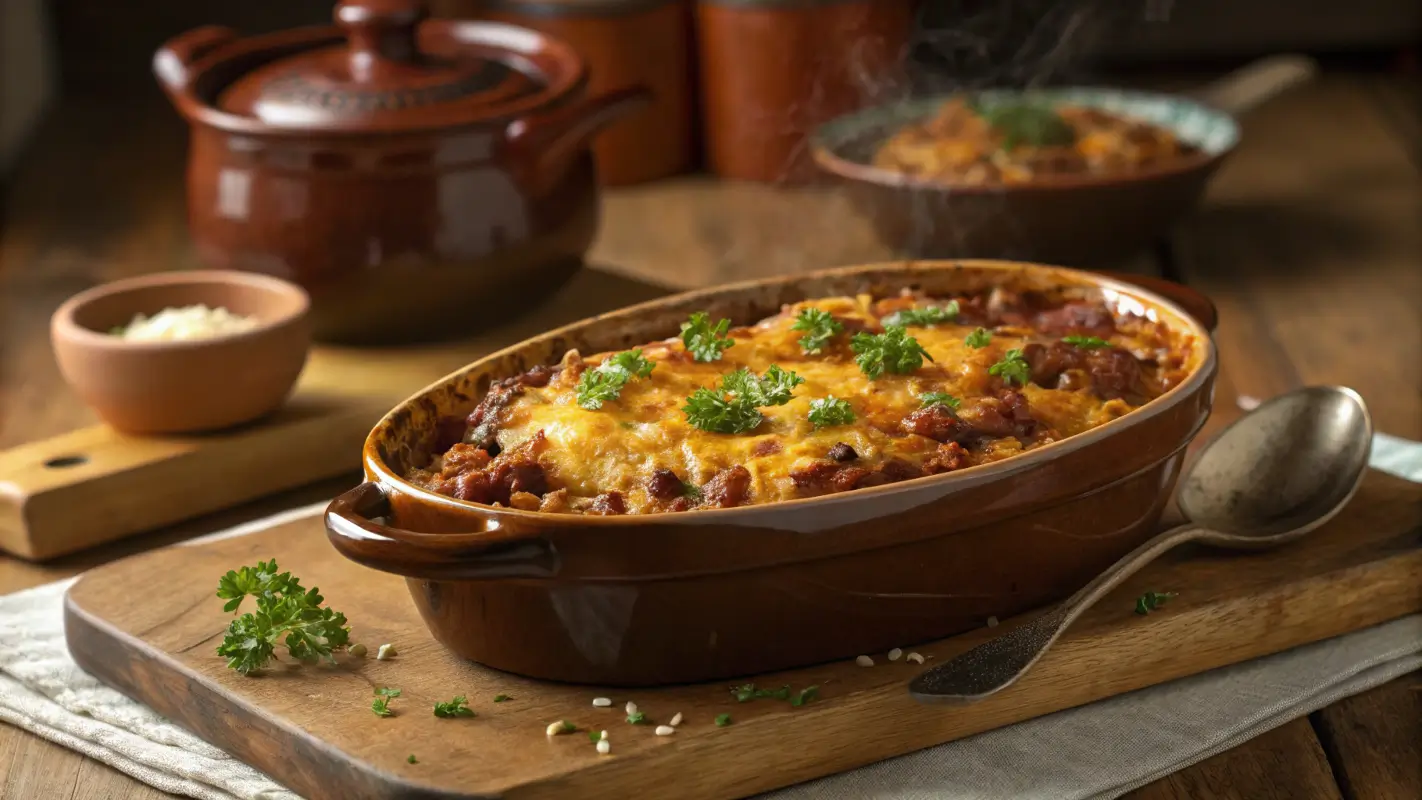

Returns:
408,288,1192,515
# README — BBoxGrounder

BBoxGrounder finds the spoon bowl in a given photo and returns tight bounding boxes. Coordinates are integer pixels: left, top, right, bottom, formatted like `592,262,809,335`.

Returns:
1180,386,1372,541
909,386,1373,704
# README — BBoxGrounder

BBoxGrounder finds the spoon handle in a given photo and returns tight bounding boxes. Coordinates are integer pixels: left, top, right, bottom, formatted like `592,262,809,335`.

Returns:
908,522,1207,704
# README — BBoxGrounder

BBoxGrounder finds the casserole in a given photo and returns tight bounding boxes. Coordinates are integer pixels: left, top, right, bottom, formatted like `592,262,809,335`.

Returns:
326,261,1218,685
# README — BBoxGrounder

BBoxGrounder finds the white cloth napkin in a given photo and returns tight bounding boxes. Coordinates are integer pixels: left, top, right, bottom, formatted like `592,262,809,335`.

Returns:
2,436,1421,800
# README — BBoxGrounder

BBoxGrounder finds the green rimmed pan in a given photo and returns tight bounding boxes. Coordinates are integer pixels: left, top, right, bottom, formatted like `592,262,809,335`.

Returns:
811,56,1316,266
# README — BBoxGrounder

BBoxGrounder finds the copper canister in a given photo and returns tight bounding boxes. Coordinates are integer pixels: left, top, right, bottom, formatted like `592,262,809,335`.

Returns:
696,0,914,184
472,0,696,186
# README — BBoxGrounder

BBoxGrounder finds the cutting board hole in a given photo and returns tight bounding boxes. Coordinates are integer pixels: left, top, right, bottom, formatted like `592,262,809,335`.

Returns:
44,454,89,468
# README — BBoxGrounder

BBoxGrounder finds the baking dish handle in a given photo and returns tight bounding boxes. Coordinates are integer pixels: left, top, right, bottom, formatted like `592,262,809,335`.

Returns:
1098,272,1218,334
324,482,559,579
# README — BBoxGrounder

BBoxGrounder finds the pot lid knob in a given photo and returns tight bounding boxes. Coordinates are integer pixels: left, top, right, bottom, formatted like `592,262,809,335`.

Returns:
218,0,541,130
337,0,425,78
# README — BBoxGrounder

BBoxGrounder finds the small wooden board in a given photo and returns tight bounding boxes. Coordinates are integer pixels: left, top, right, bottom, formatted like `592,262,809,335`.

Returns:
0,269,669,561
63,469,1421,800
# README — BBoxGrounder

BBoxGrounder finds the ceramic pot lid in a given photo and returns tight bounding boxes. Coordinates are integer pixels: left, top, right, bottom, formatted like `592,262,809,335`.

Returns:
215,0,560,131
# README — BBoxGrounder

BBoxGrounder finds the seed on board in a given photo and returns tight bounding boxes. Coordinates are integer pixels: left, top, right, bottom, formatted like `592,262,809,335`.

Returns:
670,712,683,727
887,647,903,661
592,697,613,707
625,701,639,716
596,739,611,755
655,725,675,736
906,652,925,664
987,615,1000,628
376,643,397,660
349,643,368,658
855,655,874,667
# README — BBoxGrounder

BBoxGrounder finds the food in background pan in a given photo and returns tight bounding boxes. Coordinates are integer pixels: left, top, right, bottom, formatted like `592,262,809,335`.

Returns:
872,97,1201,185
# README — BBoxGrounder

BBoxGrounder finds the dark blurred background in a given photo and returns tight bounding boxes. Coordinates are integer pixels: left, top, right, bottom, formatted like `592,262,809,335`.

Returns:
3,0,1419,188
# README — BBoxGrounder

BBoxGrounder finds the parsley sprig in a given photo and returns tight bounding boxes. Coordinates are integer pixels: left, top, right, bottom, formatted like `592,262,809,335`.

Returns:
919,391,962,410
433,696,475,718
965,327,992,348
882,301,960,327
1134,591,1177,615
851,326,934,379
680,312,736,362
791,307,844,354
372,687,401,717
989,348,1031,386
731,682,819,707
808,396,855,428
215,560,351,676
683,366,804,434
576,350,656,410
1062,335,1111,349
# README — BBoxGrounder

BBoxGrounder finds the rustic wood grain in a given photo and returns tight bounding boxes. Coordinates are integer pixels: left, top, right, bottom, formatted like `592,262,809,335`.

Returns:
62,469,1421,800
1312,673,1422,800
1124,719,1343,800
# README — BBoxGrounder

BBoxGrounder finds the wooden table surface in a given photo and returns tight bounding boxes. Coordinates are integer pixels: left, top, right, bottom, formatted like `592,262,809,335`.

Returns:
1,70,1419,798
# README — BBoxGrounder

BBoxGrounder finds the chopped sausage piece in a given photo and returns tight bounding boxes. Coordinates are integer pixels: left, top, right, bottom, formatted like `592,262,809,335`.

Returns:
924,441,969,474
702,465,752,508
441,432,550,506
905,392,1041,447
588,492,627,515
462,366,558,449
879,458,925,482
827,443,858,462
668,496,696,512
646,468,685,501
1023,341,1144,400
752,439,783,458
439,443,492,473
901,404,961,442
1033,301,1116,337
956,392,1040,442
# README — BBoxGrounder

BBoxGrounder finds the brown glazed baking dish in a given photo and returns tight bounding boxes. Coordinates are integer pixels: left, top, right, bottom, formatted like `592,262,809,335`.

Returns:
155,0,650,344
326,261,1218,685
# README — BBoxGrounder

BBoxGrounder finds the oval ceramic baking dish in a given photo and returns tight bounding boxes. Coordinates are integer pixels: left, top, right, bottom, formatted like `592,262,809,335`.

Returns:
326,261,1218,685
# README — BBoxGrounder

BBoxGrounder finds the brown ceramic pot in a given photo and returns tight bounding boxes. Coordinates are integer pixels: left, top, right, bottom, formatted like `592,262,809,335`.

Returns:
696,0,915,184
155,1,651,344
475,0,696,186
326,260,1218,686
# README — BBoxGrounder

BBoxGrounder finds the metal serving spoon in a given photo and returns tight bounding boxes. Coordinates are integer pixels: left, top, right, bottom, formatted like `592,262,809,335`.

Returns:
909,385,1373,705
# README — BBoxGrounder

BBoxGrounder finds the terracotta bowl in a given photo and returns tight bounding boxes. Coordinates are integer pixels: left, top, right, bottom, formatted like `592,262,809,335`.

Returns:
50,271,311,435
326,260,1218,686
812,88,1240,266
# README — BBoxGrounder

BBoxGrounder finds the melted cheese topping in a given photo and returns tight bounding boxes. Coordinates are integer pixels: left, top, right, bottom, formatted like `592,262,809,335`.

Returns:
452,292,1182,514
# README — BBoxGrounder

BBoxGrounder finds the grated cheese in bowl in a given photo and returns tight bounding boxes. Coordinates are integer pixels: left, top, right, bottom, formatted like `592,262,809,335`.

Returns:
112,305,258,342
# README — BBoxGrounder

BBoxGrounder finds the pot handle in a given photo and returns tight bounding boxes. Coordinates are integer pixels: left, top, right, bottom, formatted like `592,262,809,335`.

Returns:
1097,272,1218,334
154,26,240,93
505,85,653,191
325,482,560,580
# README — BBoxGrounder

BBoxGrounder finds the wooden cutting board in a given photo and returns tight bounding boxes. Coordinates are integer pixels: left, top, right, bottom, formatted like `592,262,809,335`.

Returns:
0,269,670,561
63,469,1422,800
